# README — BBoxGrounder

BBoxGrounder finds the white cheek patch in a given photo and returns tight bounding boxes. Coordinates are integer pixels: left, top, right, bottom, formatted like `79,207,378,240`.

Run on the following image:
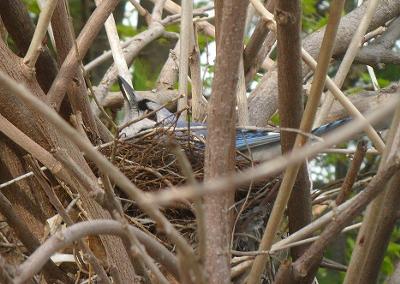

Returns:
119,103,156,138
120,118,156,138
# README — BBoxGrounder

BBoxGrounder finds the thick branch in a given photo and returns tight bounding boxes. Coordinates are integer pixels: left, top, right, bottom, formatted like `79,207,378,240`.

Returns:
203,1,248,283
51,0,100,140
276,0,312,264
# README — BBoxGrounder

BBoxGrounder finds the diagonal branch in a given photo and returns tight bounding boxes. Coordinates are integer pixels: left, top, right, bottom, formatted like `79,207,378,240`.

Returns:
23,0,59,68
46,0,120,110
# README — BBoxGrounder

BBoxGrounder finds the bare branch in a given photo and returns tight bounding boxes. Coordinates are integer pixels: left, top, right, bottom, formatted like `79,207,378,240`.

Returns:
316,0,382,126
203,1,248,282
23,0,59,68
189,28,208,122
177,0,193,118
275,0,312,265
46,0,120,110
15,220,179,284
335,140,368,204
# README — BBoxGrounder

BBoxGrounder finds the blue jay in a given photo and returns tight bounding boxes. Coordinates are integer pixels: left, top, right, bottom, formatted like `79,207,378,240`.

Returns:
118,76,352,160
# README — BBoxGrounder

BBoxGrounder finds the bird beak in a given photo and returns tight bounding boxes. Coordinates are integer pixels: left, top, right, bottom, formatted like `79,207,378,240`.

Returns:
117,76,136,108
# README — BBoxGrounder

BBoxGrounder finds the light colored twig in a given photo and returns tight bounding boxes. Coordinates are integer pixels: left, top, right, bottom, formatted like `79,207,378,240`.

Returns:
315,0,382,125
189,27,208,122
24,0,59,68
84,38,135,72
0,166,46,189
128,0,151,23
231,222,362,257
237,56,249,126
177,0,193,119
152,0,167,22
15,220,178,284
37,0,57,50
302,50,385,153
94,0,132,86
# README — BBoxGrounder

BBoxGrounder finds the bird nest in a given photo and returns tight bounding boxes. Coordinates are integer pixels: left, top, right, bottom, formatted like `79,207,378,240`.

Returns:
97,127,279,252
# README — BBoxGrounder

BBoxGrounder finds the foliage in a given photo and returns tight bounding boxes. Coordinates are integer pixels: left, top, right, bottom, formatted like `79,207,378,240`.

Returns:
22,0,39,15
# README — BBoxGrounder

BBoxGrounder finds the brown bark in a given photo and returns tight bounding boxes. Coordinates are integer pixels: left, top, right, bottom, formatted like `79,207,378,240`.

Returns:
46,0,120,110
356,172,400,283
51,0,100,140
203,1,248,283
276,0,312,262
0,0,58,93
0,29,136,284
0,150,73,283
243,0,276,79
335,141,367,205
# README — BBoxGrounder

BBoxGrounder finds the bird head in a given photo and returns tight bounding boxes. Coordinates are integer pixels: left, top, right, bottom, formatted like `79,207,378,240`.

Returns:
117,76,175,137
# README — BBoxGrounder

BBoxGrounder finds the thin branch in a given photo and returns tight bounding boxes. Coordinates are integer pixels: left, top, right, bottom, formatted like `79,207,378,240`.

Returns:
84,38,134,72
315,0,382,126
23,0,59,68
15,220,179,284
170,141,206,264
291,159,400,280
157,40,180,90
177,0,193,118
149,0,215,37
0,166,46,189
335,140,368,204
127,0,152,24
95,23,165,102
189,27,208,122
236,56,249,126
94,0,132,86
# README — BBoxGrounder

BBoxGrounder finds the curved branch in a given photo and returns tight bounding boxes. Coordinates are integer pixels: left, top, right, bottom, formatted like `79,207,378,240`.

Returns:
15,220,179,284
